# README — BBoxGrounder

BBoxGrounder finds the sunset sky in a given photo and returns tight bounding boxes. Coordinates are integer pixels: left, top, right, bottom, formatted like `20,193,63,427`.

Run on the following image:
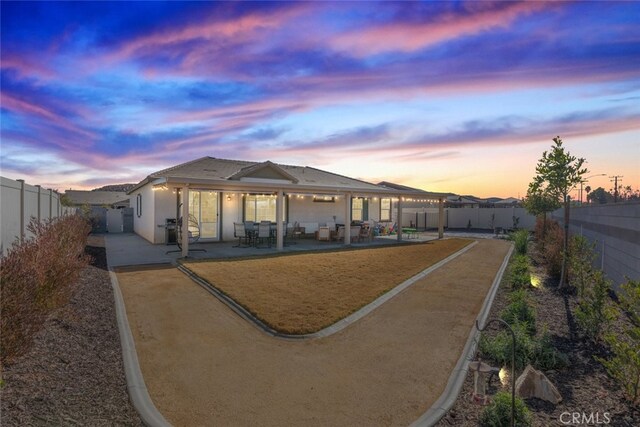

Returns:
1,1,638,198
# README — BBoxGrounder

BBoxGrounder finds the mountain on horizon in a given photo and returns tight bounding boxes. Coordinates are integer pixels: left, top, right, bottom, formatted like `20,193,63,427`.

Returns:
92,183,135,192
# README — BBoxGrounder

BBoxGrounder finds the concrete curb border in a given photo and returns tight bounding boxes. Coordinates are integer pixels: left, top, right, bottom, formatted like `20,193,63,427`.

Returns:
109,269,172,427
410,243,515,426
179,240,479,340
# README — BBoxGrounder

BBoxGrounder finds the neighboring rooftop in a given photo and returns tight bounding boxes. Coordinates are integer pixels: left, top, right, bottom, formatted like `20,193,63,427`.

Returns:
64,190,129,207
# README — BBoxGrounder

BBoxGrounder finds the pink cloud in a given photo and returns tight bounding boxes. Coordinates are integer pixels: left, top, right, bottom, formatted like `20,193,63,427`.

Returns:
0,93,96,140
329,1,548,56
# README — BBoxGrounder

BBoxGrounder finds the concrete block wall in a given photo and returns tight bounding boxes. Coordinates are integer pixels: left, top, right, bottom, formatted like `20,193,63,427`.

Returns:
1,176,75,255
552,202,640,290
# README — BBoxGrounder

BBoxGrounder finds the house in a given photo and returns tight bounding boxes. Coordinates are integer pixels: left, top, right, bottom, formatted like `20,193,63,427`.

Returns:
127,157,448,255
64,190,130,208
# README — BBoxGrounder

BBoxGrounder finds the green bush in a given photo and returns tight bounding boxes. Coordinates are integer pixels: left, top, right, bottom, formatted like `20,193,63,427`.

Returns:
480,321,535,371
596,279,640,404
539,219,564,278
510,229,530,256
575,271,617,342
532,326,568,370
500,289,536,334
480,321,567,371
0,215,90,365
569,235,597,297
480,391,532,427
509,254,531,290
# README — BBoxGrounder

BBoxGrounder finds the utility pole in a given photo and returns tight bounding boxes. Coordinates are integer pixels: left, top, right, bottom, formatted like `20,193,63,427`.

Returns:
609,175,623,203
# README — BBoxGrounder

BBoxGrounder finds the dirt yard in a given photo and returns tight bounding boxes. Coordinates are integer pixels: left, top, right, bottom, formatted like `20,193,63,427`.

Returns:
116,239,510,426
184,238,471,333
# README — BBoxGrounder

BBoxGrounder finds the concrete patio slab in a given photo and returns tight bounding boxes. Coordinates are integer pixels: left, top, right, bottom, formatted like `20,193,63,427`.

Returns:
115,239,511,426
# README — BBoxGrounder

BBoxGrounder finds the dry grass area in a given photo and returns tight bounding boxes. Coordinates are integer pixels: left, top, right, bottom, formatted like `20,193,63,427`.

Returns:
184,238,471,334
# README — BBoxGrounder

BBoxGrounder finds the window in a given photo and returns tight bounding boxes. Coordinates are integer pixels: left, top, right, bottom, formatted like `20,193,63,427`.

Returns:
352,198,363,221
380,198,391,221
136,193,142,217
244,195,277,222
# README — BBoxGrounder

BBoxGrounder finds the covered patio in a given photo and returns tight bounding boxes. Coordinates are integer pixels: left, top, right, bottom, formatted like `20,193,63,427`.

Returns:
127,157,448,258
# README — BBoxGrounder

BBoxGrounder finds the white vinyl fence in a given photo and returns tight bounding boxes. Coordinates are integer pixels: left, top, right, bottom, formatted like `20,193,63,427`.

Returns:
1,176,76,255
400,207,536,231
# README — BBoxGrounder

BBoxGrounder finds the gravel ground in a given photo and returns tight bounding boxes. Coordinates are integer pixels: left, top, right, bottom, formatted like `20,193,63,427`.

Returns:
0,235,143,426
436,245,640,427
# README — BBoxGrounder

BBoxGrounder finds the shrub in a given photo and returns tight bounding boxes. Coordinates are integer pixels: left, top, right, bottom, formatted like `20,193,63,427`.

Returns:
480,321,535,371
480,391,532,427
480,321,567,371
597,279,640,404
540,220,564,278
532,326,569,370
569,235,597,297
0,215,90,365
575,271,617,342
500,289,536,334
509,254,531,290
510,229,529,256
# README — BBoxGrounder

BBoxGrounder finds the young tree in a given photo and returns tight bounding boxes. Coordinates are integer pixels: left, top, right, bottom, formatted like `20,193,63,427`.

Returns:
528,136,588,287
523,185,560,242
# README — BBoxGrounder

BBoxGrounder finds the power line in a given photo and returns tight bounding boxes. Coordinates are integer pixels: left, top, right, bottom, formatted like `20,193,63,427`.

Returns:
609,175,624,203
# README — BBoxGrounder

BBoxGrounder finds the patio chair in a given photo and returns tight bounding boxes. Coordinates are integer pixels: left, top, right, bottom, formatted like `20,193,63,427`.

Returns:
255,222,272,248
335,226,345,242
244,221,256,245
233,222,250,247
359,226,372,243
317,226,331,241
350,225,361,243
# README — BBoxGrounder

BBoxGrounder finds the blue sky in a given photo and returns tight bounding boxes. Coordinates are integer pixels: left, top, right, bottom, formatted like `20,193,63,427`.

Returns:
1,1,639,197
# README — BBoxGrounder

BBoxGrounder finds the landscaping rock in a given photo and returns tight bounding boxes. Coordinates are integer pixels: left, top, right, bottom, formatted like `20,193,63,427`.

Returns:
515,365,562,404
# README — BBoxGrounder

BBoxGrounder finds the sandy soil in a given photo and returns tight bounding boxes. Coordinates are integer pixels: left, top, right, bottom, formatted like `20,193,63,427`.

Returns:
184,238,471,334
116,239,510,427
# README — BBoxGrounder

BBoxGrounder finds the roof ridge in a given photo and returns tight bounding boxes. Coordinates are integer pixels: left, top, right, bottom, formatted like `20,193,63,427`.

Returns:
304,165,380,189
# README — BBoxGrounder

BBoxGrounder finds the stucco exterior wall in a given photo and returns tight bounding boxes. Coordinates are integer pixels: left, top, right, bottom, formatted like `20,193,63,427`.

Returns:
131,183,156,244
153,188,177,243
221,192,241,241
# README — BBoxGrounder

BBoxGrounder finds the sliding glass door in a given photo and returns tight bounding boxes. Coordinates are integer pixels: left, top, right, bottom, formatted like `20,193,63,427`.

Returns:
179,190,219,240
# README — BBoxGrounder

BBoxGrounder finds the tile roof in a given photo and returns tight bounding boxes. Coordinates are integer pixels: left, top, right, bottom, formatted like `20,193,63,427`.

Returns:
145,156,385,191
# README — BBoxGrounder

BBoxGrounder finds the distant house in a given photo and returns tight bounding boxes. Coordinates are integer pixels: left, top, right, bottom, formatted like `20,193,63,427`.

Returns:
64,190,130,208
494,197,522,207
128,157,448,254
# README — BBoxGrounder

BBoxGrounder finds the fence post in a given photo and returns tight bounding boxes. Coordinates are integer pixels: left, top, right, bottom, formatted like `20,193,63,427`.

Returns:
17,179,25,243
36,185,41,222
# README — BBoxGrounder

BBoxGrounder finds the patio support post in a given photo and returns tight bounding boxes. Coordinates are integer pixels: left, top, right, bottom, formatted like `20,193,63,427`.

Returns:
276,190,284,251
438,197,444,239
181,185,189,257
49,188,53,219
396,196,403,241
344,192,351,246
